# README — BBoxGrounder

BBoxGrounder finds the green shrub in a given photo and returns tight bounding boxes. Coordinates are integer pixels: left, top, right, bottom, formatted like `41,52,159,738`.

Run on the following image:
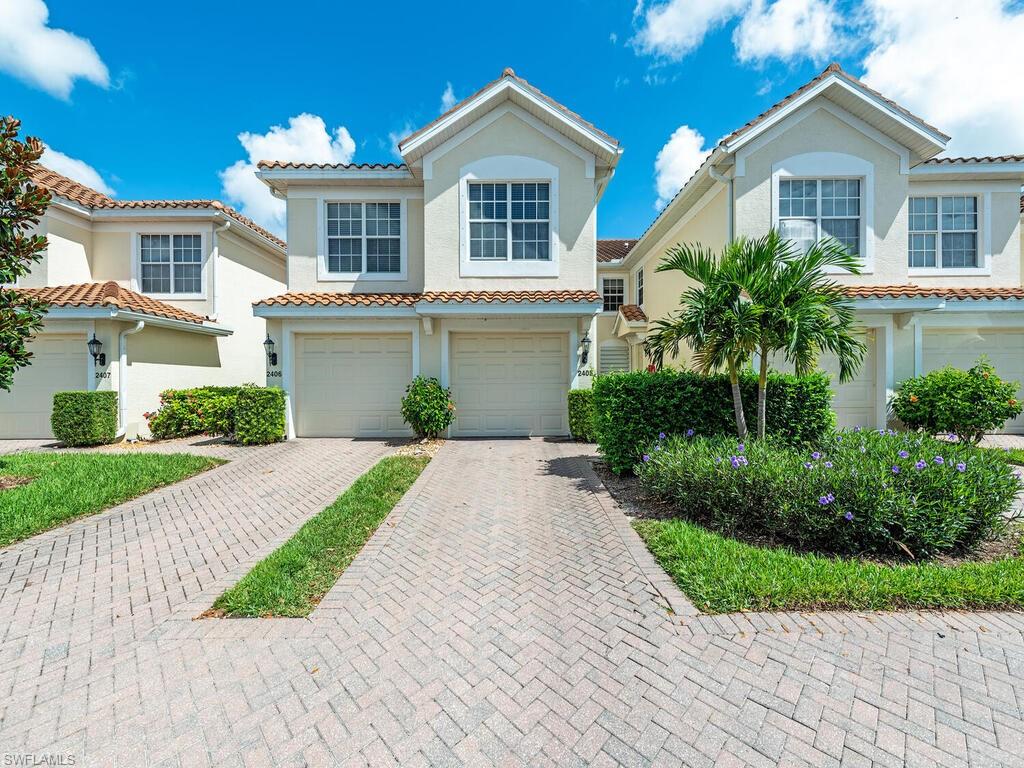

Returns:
235,386,286,445
892,357,1022,444
145,386,243,439
592,369,834,473
51,391,118,447
568,389,596,442
637,430,1022,559
400,376,455,438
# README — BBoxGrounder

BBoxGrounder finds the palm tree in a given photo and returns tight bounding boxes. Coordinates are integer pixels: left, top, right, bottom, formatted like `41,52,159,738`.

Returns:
737,231,867,439
644,242,760,439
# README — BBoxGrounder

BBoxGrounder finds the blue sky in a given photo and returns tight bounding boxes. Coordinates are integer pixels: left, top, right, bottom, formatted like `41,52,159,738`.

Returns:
3,0,1022,239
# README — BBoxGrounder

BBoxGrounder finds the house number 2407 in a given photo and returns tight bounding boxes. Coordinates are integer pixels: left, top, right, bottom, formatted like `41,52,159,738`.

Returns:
95,372,111,379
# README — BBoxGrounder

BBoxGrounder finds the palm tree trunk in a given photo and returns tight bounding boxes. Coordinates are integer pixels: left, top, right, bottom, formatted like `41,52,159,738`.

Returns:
728,359,748,439
757,343,769,440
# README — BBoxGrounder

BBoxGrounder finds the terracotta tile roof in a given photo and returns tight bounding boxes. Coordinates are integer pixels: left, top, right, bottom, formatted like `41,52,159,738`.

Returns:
921,155,1024,164
618,304,647,322
399,67,619,152
256,161,409,171
721,62,949,147
842,285,1024,300
18,281,207,324
28,164,286,250
597,239,637,263
254,290,602,307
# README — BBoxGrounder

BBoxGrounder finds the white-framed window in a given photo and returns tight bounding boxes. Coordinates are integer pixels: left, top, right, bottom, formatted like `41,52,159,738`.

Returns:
468,181,550,261
325,201,402,275
908,195,978,269
601,277,624,312
778,178,861,256
635,267,644,307
139,234,202,295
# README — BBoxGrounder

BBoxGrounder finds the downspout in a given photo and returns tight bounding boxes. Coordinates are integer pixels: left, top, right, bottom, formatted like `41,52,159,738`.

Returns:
116,320,145,438
708,167,734,242
211,219,231,321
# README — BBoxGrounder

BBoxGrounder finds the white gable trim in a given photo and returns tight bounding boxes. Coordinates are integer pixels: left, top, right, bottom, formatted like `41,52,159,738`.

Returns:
402,78,616,161
422,103,595,181
735,101,911,177
724,74,946,157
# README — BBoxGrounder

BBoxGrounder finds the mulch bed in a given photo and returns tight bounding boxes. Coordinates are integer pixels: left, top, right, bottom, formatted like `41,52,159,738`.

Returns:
0,476,33,491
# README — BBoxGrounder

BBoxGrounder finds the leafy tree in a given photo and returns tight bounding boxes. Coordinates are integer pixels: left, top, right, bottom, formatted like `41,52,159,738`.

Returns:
0,117,50,391
736,230,866,439
644,241,759,439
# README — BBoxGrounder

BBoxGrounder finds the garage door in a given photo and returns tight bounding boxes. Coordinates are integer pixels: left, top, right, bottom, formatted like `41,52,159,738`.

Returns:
819,330,877,429
294,334,412,437
923,329,1024,433
0,334,87,438
450,333,569,437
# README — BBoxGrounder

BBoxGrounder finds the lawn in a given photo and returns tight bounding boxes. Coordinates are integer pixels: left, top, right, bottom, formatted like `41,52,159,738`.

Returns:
634,518,1024,614
983,446,1024,466
0,451,224,547
212,454,429,618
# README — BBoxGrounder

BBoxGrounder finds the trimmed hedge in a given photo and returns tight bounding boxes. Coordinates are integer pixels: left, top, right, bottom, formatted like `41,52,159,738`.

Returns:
401,376,455,438
145,386,243,439
51,391,118,447
593,369,834,473
235,386,286,445
568,389,596,442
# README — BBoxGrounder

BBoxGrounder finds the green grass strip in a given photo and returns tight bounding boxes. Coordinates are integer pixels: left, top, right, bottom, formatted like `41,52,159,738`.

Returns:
634,518,1024,614
981,446,1024,466
212,454,429,618
0,452,223,547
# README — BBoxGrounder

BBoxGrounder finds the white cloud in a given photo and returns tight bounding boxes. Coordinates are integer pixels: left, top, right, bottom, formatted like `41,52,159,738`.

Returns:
219,114,356,237
654,125,711,209
0,0,108,99
609,31,619,44
440,82,457,113
39,144,114,195
860,0,1024,155
632,0,747,60
387,121,416,160
734,0,840,64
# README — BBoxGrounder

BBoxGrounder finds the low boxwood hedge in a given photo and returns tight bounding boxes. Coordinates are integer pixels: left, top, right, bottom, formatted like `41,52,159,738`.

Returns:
568,389,596,442
592,369,834,473
51,391,118,446
235,386,286,445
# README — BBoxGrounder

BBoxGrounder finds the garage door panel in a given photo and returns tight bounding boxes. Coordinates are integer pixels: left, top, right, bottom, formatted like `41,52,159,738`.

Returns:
818,330,877,430
295,333,412,438
0,334,88,438
451,333,569,437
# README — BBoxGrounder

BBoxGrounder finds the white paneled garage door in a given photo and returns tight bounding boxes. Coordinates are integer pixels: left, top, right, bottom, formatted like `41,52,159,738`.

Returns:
0,334,87,438
450,333,569,437
923,329,1024,433
819,330,877,429
295,333,412,437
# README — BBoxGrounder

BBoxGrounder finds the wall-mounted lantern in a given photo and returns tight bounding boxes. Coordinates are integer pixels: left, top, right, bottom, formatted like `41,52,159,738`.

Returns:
87,334,105,366
263,334,278,367
579,332,591,368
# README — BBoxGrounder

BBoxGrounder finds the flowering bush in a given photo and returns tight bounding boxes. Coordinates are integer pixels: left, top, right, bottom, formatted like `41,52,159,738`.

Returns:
400,376,455,438
891,358,1022,444
146,386,243,439
637,429,1022,559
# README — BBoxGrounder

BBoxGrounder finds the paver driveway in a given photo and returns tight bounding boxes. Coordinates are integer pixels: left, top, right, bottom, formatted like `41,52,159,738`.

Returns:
1,438,1023,766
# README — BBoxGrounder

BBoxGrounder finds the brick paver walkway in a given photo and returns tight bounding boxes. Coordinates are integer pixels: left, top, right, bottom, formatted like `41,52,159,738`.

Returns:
1,438,1023,766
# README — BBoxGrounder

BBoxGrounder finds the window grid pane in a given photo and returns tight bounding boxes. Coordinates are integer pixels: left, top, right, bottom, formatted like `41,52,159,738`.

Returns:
602,278,624,312
140,235,172,293
365,202,401,272
326,202,363,272
172,234,202,293
469,183,509,260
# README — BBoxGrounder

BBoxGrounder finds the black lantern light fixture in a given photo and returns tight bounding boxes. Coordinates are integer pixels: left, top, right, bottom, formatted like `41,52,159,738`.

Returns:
87,334,105,366
263,334,278,367
579,332,591,367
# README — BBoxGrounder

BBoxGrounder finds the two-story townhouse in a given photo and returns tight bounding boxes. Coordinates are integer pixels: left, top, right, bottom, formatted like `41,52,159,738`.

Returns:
1,166,287,439
253,68,621,438
603,63,1024,434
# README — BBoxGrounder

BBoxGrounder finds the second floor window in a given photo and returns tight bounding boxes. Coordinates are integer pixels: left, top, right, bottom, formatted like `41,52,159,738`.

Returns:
326,202,401,274
908,196,978,269
140,234,202,294
635,268,644,307
602,278,624,312
469,182,550,261
778,178,861,256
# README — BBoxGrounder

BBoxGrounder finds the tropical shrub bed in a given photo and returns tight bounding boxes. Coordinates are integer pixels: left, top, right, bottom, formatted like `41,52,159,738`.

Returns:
235,386,286,445
400,376,455,438
145,386,243,439
637,429,1022,559
592,369,833,473
51,391,118,446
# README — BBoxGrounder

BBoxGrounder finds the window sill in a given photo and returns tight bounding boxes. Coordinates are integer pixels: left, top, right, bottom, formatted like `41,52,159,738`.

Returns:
908,267,991,277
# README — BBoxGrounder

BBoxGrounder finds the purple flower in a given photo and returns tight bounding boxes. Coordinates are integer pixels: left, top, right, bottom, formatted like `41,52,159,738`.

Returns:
685,428,695,438
956,462,966,472
853,426,862,432
811,451,822,460
714,457,722,464
836,436,843,442
844,511,854,522
898,450,909,459
823,461,833,469
948,433,958,441
915,460,927,470
860,445,867,454
654,444,661,451
642,454,651,463
658,432,666,440
737,443,745,453
818,493,836,506
892,465,901,474
730,456,741,468
803,462,813,470
933,456,945,465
